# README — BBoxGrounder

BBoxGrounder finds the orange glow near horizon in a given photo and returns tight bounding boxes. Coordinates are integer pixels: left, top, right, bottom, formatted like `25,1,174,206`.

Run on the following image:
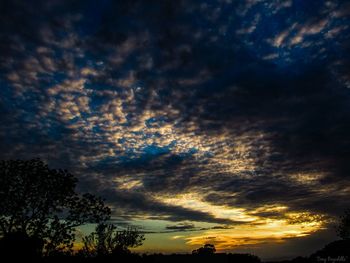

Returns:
154,193,327,251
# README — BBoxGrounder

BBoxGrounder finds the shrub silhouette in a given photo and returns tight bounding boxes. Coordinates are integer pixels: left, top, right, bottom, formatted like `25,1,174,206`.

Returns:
337,209,350,240
82,223,145,257
310,239,350,260
0,159,111,256
192,244,216,255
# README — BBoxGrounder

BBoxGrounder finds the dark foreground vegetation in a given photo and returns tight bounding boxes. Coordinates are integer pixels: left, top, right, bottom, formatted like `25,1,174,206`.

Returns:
1,159,349,263
0,240,350,263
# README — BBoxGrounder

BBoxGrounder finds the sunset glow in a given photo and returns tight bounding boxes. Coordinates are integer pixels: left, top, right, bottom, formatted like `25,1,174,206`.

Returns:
1,0,350,260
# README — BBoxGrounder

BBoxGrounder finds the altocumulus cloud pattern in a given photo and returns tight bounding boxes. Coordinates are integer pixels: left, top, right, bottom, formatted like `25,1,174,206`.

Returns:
0,0,350,257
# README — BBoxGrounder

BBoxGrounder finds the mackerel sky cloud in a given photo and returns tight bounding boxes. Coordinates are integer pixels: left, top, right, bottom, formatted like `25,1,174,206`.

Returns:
1,0,350,259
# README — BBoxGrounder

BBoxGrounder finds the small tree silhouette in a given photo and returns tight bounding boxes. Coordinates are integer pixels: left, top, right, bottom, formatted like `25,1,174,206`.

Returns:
0,159,111,256
192,244,216,255
82,223,145,257
337,209,350,240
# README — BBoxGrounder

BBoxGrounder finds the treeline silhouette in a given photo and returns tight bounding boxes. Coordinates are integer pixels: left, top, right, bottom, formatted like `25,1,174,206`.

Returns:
0,159,349,263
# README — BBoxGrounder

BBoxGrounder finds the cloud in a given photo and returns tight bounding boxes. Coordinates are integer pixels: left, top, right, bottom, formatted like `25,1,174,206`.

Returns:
289,19,328,46
268,23,298,47
0,3,350,255
236,14,261,35
165,222,196,231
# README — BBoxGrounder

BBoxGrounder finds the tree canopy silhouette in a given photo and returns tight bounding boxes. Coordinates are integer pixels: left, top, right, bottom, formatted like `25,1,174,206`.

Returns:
337,209,350,240
0,159,111,255
192,244,216,255
82,223,145,257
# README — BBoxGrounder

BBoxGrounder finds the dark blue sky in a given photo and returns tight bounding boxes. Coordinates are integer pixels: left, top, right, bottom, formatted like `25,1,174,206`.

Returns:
1,0,350,259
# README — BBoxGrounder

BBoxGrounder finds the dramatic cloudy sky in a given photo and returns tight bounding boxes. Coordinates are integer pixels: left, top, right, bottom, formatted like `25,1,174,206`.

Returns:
1,0,350,259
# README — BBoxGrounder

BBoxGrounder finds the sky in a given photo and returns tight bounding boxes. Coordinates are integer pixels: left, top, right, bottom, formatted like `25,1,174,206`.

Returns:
0,0,350,260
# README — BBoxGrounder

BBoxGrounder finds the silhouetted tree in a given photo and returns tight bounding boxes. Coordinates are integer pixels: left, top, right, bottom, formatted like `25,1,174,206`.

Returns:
0,159,111,255
82,223,145,257
0,231,43,260
192,244,216,255
337,209,350,240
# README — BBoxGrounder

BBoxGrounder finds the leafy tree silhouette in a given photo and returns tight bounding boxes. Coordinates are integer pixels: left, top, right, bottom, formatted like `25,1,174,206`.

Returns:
337,209,350,240
192,244,216,255
309,209,350,261
82,223,145,257
0,159,111,256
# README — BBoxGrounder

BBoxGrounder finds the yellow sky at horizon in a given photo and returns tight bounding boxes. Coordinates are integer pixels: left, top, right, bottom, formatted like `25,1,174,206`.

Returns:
150,192,328,251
